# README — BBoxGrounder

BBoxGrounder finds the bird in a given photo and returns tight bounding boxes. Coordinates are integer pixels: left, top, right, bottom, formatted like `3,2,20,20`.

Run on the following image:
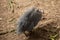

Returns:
16,7,43,36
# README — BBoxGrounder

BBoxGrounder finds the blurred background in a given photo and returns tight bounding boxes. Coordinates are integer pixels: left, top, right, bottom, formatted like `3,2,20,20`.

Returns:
0,0,60,40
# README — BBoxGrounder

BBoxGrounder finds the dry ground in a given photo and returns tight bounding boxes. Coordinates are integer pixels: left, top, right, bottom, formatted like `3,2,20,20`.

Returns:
0,0,60,40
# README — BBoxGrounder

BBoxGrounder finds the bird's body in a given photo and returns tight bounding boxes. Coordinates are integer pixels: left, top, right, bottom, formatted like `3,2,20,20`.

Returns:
16,7,43,36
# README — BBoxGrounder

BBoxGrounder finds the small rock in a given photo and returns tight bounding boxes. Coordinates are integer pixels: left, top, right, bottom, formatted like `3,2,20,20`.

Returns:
0,18,3,21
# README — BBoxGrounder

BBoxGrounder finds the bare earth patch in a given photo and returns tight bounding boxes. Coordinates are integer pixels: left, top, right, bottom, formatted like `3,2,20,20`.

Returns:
0,0,60,40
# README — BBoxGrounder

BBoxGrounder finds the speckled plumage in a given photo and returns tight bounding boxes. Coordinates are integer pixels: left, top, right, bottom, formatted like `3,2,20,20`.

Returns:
16,7,43,35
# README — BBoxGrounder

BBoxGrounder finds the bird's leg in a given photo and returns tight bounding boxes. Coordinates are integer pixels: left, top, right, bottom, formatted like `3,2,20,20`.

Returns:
24,31,30,37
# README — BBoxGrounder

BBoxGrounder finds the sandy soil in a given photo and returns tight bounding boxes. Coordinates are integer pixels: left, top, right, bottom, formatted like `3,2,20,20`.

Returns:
0,0,60,40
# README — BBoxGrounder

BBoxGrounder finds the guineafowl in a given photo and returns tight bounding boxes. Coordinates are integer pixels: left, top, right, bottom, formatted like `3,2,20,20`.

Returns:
16,7,43,36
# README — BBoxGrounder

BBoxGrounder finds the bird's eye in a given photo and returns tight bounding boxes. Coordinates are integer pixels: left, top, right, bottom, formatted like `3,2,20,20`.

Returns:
36,10,39,12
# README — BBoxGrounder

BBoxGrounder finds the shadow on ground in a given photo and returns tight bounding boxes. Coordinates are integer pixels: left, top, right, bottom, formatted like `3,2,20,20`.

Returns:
26,22,60,40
